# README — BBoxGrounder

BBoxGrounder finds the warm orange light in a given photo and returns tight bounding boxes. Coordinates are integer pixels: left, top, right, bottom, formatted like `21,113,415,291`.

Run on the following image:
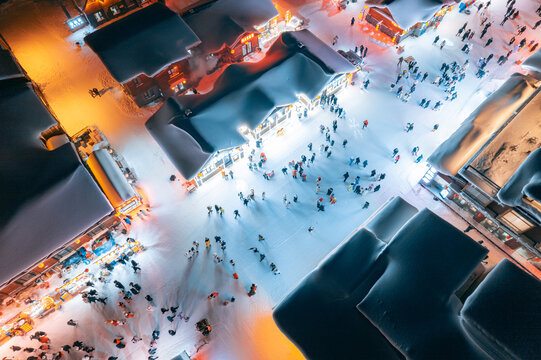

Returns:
38,263,45,268
231,49,235,54
241,33,255,43
75,239,81,244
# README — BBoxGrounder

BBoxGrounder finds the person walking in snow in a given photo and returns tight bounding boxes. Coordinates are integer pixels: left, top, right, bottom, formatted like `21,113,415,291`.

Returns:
433,35,440,45
363,79,370,89
343,172,350,182
234,210,240,219
370,169,376,177
415,154,424,163
362,120,368,129
351,17,355,26
362,202,370,209
394,155,400,163
392,148,399,158
439,40,446,50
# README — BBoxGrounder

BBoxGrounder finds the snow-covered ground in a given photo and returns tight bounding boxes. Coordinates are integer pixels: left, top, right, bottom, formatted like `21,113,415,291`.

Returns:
1,0,541,359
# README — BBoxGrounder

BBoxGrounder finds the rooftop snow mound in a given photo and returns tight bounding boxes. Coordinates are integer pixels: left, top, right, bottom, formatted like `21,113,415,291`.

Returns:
428,73,540,176
522,48,541,79
468,88,541,188
275,197,541,359
146,30,354,179
461,259,541,360
0,82,112,287
84,3,201,83
497,147,541,208
365,0,458,29
274,202,490,359
182,0,278,55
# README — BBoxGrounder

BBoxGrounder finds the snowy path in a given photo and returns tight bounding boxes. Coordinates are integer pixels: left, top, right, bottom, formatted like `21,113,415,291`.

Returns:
1,0,540,359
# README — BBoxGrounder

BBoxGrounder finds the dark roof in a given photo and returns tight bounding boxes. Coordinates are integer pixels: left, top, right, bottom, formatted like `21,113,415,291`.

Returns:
182,0,278,55
85,3,201,83
0,82,113,287
274,202,502,360
0,48,25,82
146,30,354,178
462,259,541,360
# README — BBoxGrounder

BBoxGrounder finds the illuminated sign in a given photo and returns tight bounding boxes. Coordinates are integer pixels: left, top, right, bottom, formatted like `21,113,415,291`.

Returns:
241,33,255,44
66,15,87,31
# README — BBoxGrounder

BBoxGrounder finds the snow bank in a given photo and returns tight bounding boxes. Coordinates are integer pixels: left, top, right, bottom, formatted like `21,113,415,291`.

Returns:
497,147,541,208
428,73,540,176
365,0,457,30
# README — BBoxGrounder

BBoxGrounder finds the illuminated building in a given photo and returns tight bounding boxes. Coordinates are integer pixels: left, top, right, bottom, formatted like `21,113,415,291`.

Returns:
426,72,541,271
85,1,278,107
145,30,354,187
0,35,141,305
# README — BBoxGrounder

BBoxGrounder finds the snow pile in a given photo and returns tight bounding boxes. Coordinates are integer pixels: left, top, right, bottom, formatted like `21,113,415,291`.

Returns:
462,259,541,360
497,147,541,209
84,3,201,83
428,73,540,176
365,0,458,29
522,48,541,79
146,30,354,179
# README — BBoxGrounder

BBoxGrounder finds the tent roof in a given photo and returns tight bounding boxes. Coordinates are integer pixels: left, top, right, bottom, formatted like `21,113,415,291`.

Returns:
85,3,201,83
0,82,112,287
181,0,278,55
146,30,354,178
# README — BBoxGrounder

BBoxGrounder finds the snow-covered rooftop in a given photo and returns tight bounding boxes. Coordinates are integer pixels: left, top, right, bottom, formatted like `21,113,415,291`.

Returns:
146,30,354,178
522,48,541,79
0,48,25,82
0,81,113,287
497,148,541,209
462,259,541,360
84,3,201,83
365,0,458,29
469,88,541,188
181,0,278,55
274,198,541,359
428,73,541,176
